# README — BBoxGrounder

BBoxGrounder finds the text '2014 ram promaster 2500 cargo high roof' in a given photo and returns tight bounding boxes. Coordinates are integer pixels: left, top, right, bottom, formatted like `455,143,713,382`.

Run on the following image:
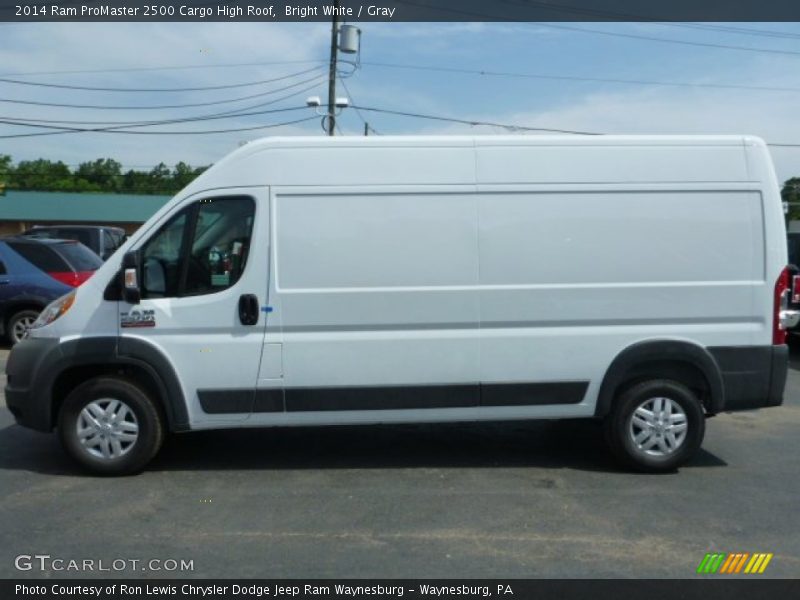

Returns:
5,135,797,474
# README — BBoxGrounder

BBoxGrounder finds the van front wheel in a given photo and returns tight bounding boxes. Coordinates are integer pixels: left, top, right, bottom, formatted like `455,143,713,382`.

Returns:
604,379,705,473
58,377,165,475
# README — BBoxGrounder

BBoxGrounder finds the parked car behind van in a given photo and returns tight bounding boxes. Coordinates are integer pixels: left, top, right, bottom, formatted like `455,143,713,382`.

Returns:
5,135,796,474
785,232,800,336
0,237,102,344
23,225,126,261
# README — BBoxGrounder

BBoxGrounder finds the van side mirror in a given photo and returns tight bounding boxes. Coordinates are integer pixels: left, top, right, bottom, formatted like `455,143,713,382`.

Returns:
121,251,141,305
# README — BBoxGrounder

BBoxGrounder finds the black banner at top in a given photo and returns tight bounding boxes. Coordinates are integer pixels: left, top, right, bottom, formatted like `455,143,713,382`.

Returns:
3,0,800,22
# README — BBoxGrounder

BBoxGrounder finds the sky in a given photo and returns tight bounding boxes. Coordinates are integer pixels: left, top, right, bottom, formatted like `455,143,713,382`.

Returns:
2,20,800,182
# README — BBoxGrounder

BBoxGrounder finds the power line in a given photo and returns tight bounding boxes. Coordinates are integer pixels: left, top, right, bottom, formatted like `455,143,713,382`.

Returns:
0,66,322,93
666,22,800,41
5,99,800,149
352,106,602,135
539,22,800,57
0,59,325,79
393,0,800,58
501,0,800,40
362,61,800,94
339,79,381,135
0,78,327,126
0,115,318,139
0,72,324,111
192,76,327,119
0,106,308,132
348,105,800,147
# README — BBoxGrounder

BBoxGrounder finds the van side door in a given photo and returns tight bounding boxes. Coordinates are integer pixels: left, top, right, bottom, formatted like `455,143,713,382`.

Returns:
120,188,268,426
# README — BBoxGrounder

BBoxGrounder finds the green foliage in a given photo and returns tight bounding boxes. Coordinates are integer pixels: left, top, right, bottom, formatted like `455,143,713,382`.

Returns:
3,156,209,194
75,158,123,192
783,177,800,222
0,154,11,183
11,159,72,191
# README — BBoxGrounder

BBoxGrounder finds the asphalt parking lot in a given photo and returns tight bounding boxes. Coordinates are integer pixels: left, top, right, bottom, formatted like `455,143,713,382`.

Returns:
0,345,798,579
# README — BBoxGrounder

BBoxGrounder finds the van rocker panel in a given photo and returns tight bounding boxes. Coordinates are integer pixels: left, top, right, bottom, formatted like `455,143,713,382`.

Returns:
197,381,589,414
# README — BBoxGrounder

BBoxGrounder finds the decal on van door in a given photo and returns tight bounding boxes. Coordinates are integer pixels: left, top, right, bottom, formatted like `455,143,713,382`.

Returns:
120,309,156,328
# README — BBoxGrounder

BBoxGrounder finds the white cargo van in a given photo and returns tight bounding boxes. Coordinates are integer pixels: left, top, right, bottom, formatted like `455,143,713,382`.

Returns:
6,135,796,474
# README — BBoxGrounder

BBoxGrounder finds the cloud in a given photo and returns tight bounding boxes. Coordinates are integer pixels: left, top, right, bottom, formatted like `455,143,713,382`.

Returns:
390,56,800,182
0,23,330,168
0,22,328,79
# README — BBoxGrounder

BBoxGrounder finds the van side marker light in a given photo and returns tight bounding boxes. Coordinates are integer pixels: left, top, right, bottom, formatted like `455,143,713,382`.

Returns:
262,306,273,313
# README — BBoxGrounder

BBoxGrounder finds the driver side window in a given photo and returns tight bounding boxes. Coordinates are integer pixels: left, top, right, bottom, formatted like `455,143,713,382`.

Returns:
141,196,255,299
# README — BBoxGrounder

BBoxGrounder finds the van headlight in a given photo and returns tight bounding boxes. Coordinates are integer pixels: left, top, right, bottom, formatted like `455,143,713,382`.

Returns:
31,291,76,329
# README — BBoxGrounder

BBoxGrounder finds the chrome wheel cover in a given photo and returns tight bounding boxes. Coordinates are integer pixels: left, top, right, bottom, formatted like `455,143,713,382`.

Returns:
628,396,688,457
76,399,139,460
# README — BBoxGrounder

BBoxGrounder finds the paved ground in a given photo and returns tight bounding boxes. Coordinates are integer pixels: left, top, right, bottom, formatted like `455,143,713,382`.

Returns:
0,343,798,579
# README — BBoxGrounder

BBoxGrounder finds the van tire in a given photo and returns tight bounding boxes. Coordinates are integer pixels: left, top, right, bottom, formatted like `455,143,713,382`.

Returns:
58,377,164,476
603,379,705,473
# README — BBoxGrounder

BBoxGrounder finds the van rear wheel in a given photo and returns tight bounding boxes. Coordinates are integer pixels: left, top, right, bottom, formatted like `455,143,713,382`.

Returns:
58,377,164,475
604,379,705,473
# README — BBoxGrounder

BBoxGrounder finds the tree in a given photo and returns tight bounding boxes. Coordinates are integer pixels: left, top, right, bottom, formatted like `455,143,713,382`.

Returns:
121,169,150,194
169,162,209,191
783,177,800,223
75,158,123,192
0,154,11,192
11,159,71,191
2,155,209,194
171,161,195,190
148,162,172,194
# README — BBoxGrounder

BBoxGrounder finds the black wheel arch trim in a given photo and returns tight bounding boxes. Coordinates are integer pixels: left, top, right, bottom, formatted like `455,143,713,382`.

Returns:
116,336,190,431
10,336,189,432
595,339,725,418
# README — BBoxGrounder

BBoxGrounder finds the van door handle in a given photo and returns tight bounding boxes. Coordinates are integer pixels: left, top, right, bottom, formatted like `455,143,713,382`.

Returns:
238,294,259,326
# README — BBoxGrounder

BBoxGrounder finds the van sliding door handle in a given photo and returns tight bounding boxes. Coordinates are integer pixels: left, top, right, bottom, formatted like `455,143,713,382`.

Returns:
238,294,259,326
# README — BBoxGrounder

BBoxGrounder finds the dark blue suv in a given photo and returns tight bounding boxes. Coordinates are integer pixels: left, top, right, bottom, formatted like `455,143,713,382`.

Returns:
0,237,102,345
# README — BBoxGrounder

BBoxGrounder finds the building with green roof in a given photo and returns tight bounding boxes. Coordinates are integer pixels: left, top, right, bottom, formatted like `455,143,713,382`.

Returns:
0,190,171,236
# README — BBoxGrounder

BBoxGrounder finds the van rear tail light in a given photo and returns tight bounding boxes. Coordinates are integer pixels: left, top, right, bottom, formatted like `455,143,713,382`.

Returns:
48,271,94,287
793,275,800,304
774,266,790,345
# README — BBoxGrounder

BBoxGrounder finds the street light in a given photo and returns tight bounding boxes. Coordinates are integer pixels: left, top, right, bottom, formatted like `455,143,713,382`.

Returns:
307,95,351,134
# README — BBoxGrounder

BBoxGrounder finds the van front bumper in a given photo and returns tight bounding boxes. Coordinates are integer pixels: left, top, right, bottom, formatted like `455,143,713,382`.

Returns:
5,337,62,432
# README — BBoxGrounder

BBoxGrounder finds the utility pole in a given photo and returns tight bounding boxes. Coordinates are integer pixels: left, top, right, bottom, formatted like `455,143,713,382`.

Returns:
327,0,340,136
364,123,369,136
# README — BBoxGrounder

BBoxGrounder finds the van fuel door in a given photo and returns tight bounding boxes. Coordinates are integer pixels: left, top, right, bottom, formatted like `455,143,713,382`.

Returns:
258,343,283,380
